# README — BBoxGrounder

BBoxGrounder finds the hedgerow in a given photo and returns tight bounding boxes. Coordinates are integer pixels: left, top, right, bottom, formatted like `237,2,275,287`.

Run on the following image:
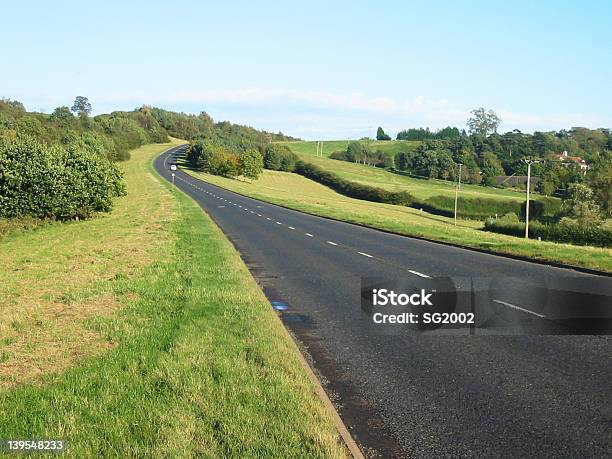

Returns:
483,218,612,247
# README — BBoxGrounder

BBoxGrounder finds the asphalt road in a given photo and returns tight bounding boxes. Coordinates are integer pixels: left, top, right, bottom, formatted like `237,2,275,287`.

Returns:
155,145,611,458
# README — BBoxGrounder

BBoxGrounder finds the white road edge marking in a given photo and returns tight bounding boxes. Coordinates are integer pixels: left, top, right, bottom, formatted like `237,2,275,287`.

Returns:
358,252,373,258
305,233,314,237
327,241,338,246
493,299,545,318
288,226,295,230
408,270,431,278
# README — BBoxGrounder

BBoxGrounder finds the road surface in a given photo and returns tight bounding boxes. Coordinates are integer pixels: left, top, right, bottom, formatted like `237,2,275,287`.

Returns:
155,145,611,458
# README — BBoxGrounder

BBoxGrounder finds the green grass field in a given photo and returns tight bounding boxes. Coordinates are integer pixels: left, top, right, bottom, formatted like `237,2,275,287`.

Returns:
279,140,535,204
304,155,528,202
0,141,347,457
277,139,421,158
181,167,611,273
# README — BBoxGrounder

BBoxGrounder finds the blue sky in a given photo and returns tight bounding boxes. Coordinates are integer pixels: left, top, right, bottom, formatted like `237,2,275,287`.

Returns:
2,0,611,139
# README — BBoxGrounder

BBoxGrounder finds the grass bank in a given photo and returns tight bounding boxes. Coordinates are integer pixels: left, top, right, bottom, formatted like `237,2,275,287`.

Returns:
181,167,611,273
300,154,529,202
0,141,347,457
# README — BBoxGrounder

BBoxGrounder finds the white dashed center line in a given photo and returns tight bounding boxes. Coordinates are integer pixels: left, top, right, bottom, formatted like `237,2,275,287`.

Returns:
358,252,373,258
327,241,338,246
493,299,545,318
266,217,272,220
276,221,282,225
288,226,295,230
305,233,314,237
408,270,431,278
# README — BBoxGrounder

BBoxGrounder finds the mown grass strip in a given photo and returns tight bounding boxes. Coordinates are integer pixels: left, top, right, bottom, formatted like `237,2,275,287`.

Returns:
0,143,347,457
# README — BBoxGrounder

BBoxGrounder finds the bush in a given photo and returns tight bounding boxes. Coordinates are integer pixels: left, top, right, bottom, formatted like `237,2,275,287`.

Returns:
294,161,414,206
264,144,299,171
0,134,125,220
483,218,612,248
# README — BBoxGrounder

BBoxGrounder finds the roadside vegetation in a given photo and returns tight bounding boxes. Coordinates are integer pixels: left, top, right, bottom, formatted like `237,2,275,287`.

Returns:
0,141,347,457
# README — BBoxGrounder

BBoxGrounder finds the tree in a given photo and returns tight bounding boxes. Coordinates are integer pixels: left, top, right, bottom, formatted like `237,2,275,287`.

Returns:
481,152,504,185
562,183,603,227
346,141,370,164
467,108,501,137
51,106,74,126
396,152,410,170
376,126,391,141
71,96,92,117
587,163,612,217
240,148,263,180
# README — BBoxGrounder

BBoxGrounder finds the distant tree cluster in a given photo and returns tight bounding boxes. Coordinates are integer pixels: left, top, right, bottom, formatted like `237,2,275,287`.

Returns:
186,139,263,180
148,107,299,144
0,97,170,162
376,126,391,141
263,144,299,171
330,141,394,168
396,126,462,141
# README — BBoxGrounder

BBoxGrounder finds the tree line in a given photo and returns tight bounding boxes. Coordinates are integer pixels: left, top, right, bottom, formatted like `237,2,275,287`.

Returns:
338,109,611,218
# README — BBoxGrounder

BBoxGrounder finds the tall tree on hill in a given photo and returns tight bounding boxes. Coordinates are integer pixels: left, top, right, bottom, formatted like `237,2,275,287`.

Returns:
467,108,501,137
376,126,391,141
240,148,264,181
71,96,92,118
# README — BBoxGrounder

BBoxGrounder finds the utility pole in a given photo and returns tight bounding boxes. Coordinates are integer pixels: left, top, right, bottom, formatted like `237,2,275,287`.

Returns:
454,163,462,225
522,159,543,239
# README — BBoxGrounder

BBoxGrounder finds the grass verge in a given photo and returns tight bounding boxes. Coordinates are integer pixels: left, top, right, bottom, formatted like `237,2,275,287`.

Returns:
0,141,347,457
181,167,612,273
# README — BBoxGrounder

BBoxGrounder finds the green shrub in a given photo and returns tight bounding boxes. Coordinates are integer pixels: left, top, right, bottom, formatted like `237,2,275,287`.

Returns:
0,134,125,220
264,144,299,171
483,218,612,248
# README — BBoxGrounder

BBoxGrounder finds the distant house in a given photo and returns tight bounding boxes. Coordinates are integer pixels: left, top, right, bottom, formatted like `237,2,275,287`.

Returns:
557,151,589,173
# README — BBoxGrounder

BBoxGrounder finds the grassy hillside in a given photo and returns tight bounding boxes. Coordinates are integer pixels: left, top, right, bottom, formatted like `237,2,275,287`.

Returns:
277,139,421,158
278,140,543,206
303,155,527,202
0,141,347,457
181,167,611,272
